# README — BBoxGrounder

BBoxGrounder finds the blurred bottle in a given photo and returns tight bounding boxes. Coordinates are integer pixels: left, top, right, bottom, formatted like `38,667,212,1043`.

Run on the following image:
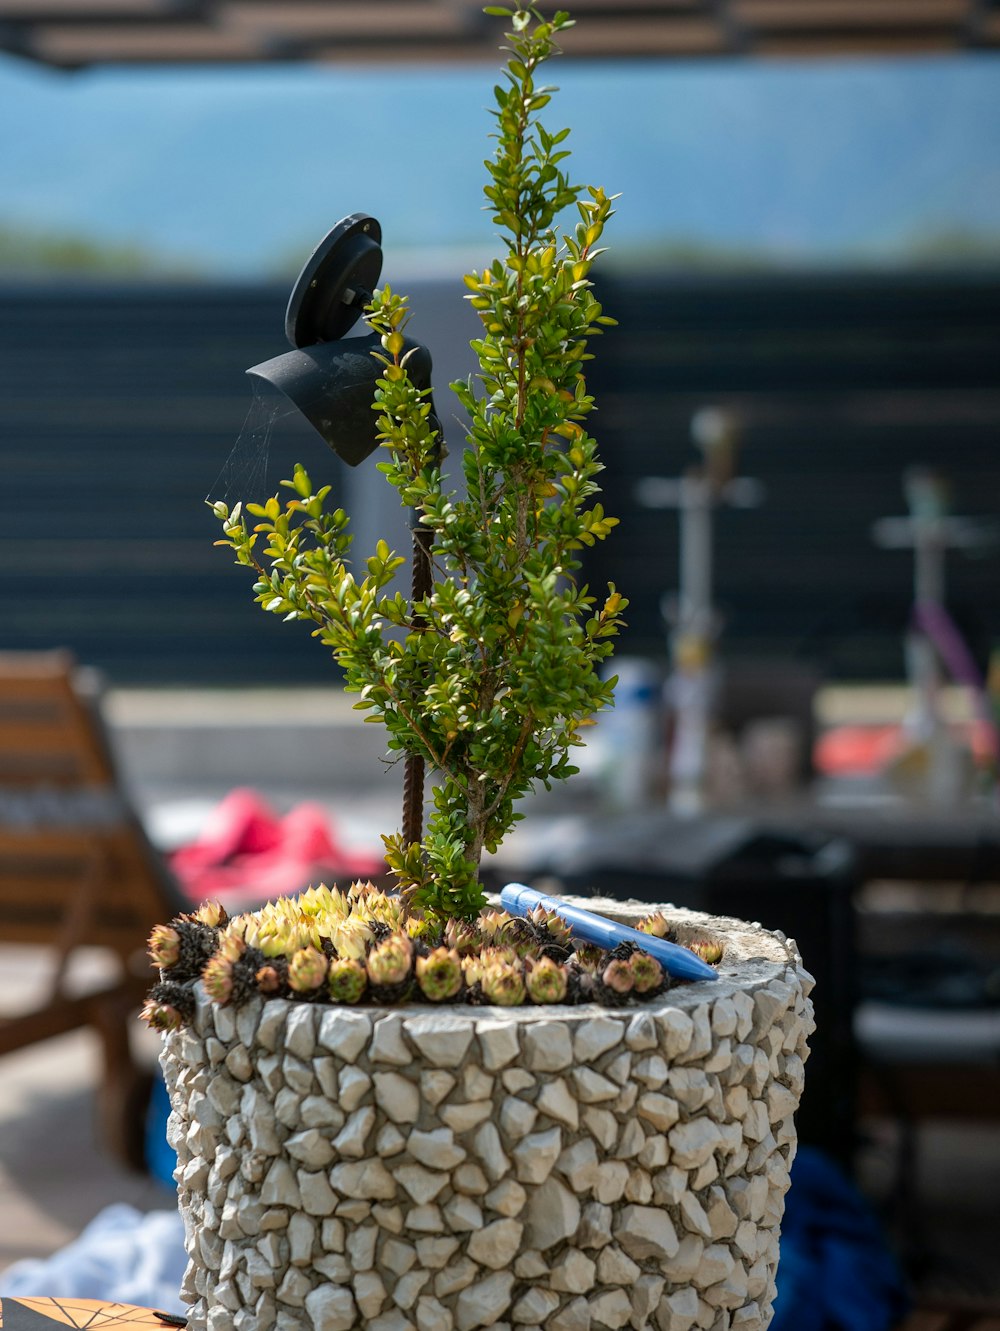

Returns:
595,657,662,809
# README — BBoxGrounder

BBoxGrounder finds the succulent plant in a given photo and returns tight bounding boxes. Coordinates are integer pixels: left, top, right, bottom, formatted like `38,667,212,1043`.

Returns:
403,914,443,946
327,957,368,1005
630,951,667,996
415,947,464,1002
143,878,717,1026
255,963,284,995
326,919,372,962
461,952,487,991
596,956,636,1006
526,905,575,950
480,955,526,1007
636,912,675,941
569,943,605,975
366,933,415,1004
198,930,257,1005
147,924,181,971
140,980,195,1032
477,910,519,948
443,918,482,957
199,953,233,1005
288,946,329,995
525,955,569,1004
186,901,229,929
148,911,223,981
687,936,725,965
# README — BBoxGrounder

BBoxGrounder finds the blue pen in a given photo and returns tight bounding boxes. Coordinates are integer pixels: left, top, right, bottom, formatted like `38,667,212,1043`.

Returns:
500,883,719,984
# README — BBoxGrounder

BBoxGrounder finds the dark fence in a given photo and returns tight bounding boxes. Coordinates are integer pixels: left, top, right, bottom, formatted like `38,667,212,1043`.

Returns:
1,272,998,684
584,270,1000,679
2,283,362,683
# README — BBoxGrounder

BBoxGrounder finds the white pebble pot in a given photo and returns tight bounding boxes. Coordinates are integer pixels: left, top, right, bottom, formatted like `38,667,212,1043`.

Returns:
160,898,814,1331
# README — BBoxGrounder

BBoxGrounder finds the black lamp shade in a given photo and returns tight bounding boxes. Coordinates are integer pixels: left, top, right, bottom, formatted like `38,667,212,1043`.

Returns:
247,332,439,468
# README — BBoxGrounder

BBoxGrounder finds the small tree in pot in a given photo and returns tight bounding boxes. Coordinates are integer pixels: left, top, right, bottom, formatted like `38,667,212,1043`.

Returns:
140,6,705,1020
148,12,814,1331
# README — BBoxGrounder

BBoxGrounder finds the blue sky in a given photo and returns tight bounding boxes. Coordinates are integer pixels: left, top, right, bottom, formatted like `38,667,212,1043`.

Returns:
2,49,999,274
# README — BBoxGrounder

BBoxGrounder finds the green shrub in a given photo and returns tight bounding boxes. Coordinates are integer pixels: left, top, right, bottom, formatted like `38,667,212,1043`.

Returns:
211,8,625,922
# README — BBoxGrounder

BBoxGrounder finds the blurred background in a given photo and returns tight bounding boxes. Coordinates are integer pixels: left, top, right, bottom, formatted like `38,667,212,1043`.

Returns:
1,3,999,1327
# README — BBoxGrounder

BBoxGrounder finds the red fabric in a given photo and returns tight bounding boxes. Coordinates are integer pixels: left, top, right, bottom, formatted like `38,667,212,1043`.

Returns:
813,726,905,777
169,787,383,908
814,720,993,777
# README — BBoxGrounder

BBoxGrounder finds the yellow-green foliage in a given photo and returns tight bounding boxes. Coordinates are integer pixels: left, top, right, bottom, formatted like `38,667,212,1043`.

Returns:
211,7,625,921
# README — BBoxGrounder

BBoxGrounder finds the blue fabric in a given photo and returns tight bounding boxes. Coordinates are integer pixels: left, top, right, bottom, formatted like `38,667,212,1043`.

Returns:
145,1070,178,1189
772,1147,910,1331
0,1204,186,1315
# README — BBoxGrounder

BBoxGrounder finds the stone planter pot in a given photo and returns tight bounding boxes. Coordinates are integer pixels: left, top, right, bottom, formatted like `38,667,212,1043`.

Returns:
160,898,814,1331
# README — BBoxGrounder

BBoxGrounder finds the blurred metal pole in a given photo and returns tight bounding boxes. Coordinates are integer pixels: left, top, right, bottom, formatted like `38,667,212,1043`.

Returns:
401,520,433,847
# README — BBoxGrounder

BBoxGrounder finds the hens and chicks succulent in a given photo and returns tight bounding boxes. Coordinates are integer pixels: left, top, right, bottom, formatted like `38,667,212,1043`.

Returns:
142,884,723,1031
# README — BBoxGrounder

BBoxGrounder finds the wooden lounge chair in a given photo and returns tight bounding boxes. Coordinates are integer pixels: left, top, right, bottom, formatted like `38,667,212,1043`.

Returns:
0,651,186,1166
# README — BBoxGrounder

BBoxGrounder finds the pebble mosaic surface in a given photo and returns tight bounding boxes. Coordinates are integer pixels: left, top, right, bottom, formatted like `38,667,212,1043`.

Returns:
160,902,814,1331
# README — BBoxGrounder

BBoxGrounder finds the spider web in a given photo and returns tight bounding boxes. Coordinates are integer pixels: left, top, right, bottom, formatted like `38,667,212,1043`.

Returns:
205,378,297,509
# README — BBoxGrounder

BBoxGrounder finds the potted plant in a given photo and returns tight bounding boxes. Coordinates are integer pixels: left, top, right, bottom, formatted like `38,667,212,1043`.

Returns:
146,10,814,1330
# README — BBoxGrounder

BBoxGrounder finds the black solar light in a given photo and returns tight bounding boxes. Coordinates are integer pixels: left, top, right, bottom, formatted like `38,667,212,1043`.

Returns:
247,213,441,464
248,213,441,847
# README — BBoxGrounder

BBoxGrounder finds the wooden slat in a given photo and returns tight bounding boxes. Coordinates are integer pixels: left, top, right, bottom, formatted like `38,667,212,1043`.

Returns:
0,909,158,952
0,871,145,908
221,0,466,39
0,655,182,955
736,0,968,27
0,650,75,680
0,721,101,753
0,827,118,856
0,653,114,785
0,994,95,1054
0,652,184,1166
31,20,266,62
751,31,961,54
0,872,153,905
559,16,727,55
0,918,156,952
0,841,180,957
1,0,995,65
